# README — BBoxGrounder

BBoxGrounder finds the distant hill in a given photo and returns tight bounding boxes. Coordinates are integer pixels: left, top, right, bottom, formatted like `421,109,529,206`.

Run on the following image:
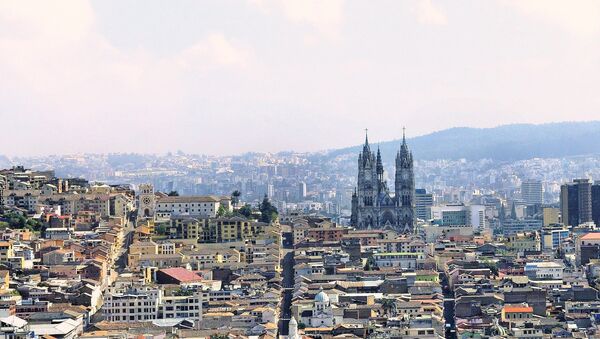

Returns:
325,121,600,162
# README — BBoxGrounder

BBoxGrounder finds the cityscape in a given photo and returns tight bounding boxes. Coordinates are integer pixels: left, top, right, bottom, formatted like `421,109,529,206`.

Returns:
3,1,600,339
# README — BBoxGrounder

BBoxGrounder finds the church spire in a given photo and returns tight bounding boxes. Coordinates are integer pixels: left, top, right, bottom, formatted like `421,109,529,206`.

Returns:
361,128,373,167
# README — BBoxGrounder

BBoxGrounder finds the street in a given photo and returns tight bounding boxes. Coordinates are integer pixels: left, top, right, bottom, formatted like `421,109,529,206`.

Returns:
278,231,295,336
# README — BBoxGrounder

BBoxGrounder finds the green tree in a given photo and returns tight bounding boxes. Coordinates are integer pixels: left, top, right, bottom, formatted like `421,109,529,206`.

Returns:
216,205,227,217
167,191,179,196
231,190,241,207
238,204,253,218
259,195,278,223
380,298,397,317
364,256,377,271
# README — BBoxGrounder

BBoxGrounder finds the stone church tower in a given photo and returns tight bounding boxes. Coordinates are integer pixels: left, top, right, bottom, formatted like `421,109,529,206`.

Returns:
351,129,415,233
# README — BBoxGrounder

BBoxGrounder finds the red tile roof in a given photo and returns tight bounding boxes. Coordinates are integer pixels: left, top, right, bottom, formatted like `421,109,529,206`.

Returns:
503,306,533,313
158,267,202,283
581,233,600,241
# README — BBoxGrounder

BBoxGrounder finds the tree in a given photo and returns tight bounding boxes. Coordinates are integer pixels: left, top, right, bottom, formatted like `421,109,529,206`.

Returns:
167,191,179,196
259,195,278,223
364,256,377,271
238,204,253,218
381,298,397,317
216,205,227,218
231,190,241,207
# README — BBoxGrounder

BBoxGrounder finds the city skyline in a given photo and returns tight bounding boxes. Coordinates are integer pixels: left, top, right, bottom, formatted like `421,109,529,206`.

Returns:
2,1,600,155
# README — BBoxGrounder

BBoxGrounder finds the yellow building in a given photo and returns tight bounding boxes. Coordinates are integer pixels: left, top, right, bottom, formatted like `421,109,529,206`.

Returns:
543,207,560,226
128,240,159,269
0,241,14,262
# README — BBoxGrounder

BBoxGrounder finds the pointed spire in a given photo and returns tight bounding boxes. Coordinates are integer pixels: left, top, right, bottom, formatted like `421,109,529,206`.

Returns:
402,126,406,144
365,128,369,146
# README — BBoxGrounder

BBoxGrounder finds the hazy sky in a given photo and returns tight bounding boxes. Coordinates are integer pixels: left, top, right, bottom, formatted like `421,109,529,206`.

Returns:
2,1,600,156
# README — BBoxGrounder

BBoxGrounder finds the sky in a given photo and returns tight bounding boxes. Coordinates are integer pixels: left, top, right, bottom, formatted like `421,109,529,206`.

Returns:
1,0,600,156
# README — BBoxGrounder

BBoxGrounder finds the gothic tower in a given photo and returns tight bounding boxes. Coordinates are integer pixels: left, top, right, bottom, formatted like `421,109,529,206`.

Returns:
351,129,415,232
395,129,415,233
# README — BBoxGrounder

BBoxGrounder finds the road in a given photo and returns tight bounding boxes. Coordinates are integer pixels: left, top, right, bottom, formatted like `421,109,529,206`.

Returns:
440,272,457,339
278,231,295,336
115,216,134,272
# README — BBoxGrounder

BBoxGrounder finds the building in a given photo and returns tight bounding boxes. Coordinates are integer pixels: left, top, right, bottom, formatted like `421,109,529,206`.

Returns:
506,232,541,253
431,204,486,230
156,196,232,219
521,180,543,205
298,182,307,201
524,262,564,280
169,216,266,243
542,207,559,227
541,226,570,251
501,219,543,236
593,182,600,229
415,188,433,220
350,130,415,233
138,184,156,219
103,287,161,322
158,292,202,321
561,179,593,227
577,232,600,265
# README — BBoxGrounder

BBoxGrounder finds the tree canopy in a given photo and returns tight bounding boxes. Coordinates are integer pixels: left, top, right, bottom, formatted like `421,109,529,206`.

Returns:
259,195,278,223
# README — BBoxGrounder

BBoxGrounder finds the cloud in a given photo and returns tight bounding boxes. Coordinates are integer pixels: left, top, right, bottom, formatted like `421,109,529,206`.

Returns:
249,0,345,39
415,0,447,26
178,33,253,71
502,0,600,37
0,1,255,155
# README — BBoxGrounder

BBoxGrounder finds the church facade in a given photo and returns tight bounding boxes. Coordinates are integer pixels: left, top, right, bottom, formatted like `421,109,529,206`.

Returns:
350,131,415,233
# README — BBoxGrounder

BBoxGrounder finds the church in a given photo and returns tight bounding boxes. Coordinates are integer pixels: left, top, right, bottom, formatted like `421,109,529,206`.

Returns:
350,130,415,233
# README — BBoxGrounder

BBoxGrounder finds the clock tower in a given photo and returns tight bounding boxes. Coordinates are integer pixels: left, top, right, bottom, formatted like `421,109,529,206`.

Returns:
138,184,155,219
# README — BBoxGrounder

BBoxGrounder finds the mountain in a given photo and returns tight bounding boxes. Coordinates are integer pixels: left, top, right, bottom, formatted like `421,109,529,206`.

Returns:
324,121,600,162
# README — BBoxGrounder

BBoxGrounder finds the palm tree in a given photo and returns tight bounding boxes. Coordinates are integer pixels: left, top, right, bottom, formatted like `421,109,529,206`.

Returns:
381,298,397,317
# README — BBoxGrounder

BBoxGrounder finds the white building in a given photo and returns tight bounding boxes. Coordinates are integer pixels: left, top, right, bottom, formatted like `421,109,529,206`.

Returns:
158,293,202,321
103,287,203,322
300,289,336,328
373,252,424,269
156,196,232,219
524,261,564,280
103,287,161,322
431,204,487,230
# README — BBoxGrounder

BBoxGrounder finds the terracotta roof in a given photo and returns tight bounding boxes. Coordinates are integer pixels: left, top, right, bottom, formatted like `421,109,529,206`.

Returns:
158,267,202,283
581,233,600,241
503,306,533,313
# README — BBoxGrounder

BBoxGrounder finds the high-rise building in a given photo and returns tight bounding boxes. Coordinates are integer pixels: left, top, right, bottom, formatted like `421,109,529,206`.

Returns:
351,129,415,233
298,181,307,201
592,182,600,228
415,188,433,220
521,179,543,205
560,179,592,227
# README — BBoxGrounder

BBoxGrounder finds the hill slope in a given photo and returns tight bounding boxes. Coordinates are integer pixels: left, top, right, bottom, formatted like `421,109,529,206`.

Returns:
325,121,600,161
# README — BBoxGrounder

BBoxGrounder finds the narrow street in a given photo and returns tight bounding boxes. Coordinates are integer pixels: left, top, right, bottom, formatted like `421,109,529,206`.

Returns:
278,231,295,336
440,272,457,339
115,216,134,272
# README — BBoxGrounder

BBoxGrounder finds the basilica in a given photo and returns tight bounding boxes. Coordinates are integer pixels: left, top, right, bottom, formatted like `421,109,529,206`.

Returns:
350,130,415,233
